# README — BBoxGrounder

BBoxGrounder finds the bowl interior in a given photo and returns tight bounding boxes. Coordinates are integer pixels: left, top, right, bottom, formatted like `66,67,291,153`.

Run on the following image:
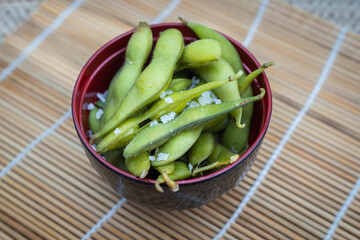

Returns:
72,23,272,184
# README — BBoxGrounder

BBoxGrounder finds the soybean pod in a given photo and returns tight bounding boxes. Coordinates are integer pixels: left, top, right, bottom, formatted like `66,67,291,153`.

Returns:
189,132,215,166
124,89,265,158
101,22,153,126
125,151,150,178
155,161,191,192
195,58,244,128
96,72,240,153
93,28,184,140
175,39,221,71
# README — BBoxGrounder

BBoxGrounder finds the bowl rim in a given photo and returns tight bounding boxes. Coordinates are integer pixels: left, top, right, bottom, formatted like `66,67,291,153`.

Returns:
72,22,272,185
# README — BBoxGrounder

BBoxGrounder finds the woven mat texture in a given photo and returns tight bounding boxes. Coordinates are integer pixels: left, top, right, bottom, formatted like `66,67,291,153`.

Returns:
0,0,360,239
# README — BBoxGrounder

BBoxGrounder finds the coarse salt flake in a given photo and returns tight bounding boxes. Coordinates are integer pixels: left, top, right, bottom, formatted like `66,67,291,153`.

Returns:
97,93,106,103
186,101,200,109
150,120,159,127
198,91,213,106
160,90,173,99
87,103,94,110
188,163,193,172
165,96,173,103
214,98,222,104
189,76,200,89
114,128,121,135
96,108,104,119
149,155,156,161
160,112,177,124
157,153,169,161
91,144,97,150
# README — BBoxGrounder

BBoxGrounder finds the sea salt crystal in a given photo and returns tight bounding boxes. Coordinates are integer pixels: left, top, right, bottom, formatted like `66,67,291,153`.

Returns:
96,109,104,119
149,155,156,161
160,90,173,99
189,76,200,89
186,101,200,109
165,96,173,103
157,153,169,161
160,112,176,124
114,128,121,135
188,163,193,172
198,91,213,106
91,144,97,150
87,103,94,110
150,119,159,127
88,130,93,137
214,98,222,104
97,92,106,103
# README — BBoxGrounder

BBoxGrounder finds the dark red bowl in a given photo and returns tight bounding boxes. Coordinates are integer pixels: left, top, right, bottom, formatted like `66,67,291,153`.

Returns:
72,23,272,210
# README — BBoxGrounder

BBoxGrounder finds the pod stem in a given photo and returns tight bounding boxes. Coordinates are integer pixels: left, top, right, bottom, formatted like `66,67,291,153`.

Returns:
178,17,187,25
238,61,277,95
162,172,179,192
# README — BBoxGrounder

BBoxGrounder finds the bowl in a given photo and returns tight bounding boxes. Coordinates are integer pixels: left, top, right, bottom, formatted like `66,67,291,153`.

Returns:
72,23,272,210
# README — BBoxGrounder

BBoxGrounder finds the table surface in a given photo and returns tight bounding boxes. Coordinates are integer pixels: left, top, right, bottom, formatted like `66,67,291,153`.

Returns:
0,0,359,239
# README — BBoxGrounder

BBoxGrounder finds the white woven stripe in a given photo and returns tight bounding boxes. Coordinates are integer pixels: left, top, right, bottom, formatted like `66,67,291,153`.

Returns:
243,0,269,47
0,109,72,180
324,176,360,240
0,0,85,82
213,26,348,240
80,198,126,240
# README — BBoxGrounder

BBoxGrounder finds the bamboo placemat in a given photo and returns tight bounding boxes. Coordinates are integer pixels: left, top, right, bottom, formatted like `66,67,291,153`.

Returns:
0,0,359,239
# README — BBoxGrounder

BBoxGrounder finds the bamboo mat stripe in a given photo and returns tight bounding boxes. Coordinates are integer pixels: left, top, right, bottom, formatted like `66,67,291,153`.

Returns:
1,0,360,239
242,0,269,47
325,176,360,240
0,109,71,180
0,0,85,82
214,25,348,240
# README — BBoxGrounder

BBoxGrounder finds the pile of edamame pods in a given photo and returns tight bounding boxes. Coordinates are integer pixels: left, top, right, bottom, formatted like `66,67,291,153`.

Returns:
88,19,276,192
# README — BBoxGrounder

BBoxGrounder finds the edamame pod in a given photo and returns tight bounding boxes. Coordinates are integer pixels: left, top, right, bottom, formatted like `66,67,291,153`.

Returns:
209,114,228,133
124,89,265,158
238,62,277,95
125,151,150,178
103,149,128,172
89,106,101,133
189,132,215,166
168,78,192,92
156,162,176,175
195,58,244,128
180,18,245,76
175,39,221,71
155,161,191,192
93,28,184,140
96,73,239,153
101,22,153,125
221,62,276,153
203,114,227,131
192,144,239,176
151,127,203,167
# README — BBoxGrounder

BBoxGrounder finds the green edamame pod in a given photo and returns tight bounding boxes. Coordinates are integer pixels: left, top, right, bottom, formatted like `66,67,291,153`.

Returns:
156,162,176,175
124,89,265,158
180,18,245,76
203,114,227,131
221,87,253,153
195,58,244,128
222,62,276,153
89,106,101,133
101,22,153,125
94,100,105,109
157,161,191,183
96,74,239,153
209,114,228,133
189,132,215,166
103,150,128,172
155,161,191,192
168,78,192,92
192,144,239,176
151,127,203,167
93,28,184,140
125,151,150,178
175,39,221,71
238,62,277,95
